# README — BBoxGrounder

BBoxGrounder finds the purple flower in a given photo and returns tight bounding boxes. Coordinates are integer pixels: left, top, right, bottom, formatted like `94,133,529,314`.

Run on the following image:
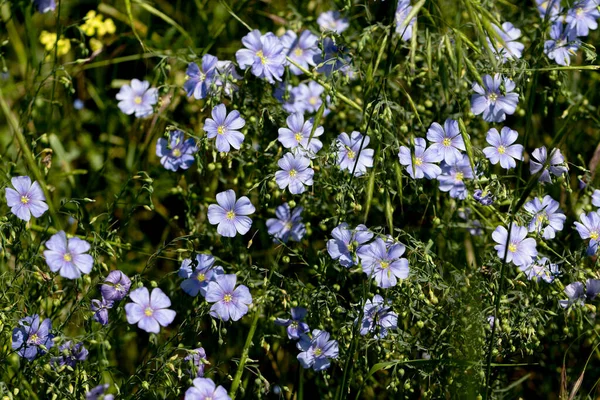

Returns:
86,384,114,400
278,113,323,157
592,189,600,207
52,341,88,369
426,119,465,164
398,137,442,179
520,257,559,283
91,298,113,325
358,295,398,339
336,131,374,177
275,307,309,340
574,211,600,255
43,231,93,279
207,189,255,237
281,30,319,75
204,104,245,153
357,238,410,288
74,99,84,110
184,348,208,378
116,79,158,118
487,22,525,62
205,274,252,322
185,377,230,400
125,287,176,333
291,81,329,114
471,74,519,123
317,11,349,34
297,329,339,371
266,203,306,243
530,146,568,183
156,130,198,171
214,60,242,97
536,0,562,20
5,176,48,222
178,254,224,297
184,54,218,99
101,270,132,301
235,30,285,83
327,223,373,267
566,0,600,37
524,195,566,239
483,127,523,170
544,22,580,66
12,314,54,361
313,38,353,77
559,279,600,308
275,153,314,195
437,155,474,200
492,223,538,267
33,0,55,13
473,189,494,206
395,0,416,41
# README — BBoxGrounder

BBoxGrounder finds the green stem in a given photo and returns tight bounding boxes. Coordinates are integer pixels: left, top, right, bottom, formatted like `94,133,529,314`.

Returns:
29,224,131,250
230,305,261,399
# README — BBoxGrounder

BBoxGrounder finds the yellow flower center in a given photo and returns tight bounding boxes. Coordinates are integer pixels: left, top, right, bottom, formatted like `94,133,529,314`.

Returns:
347,150,355,160
591,231,599,240
289,169,297,177
285,222,293,230
217,125,226,135
256,50,267,65
380,261,389,269
414,157,423,166
294,47,303,57
455,172,464,182
576,7,584,16
144,307,153,316
63,253,72,262
537,213,547,223
199,72,206,82
197,273,206,282
488,93,498,102
497,145,506,155
314,348,323,356
28,333,39,344
443,138,451,147
20,196,29,204
224,294,233,303
226,211,235,220
295,133,303,143
134,96,143,105
115,283,122,291
309,97,318,105
172,149,182,157
508,243,517,253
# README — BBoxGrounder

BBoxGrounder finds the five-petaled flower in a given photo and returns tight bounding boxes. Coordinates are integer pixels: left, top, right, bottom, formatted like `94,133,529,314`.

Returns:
471,74,519,122
492,223,538,267
235,30,286,83
275,153,314,195
359,295,398,339
156,130,198,171
275,307,310,340
437,155,474,200
566,0,600,37
426,119,465,165
530,146,568,183
5,176,48,222
281,30,319,75
207,189,256,237
44,231,94,279
544,22,580,66
398,137,442,179
205,274,253,322
574,211,600,255
184,54,218,99
296,329,339,371
178,254,224,297
487,22,525,62
278,113,323,157
116,79,158,118
336,131,374,177
357,238,410,288
125,287,176,334
317,11,349,34
327,223,373,267
483,127,523,170
12,314,54,361
204,104,246,153
524,195,566,239
266,203,306,243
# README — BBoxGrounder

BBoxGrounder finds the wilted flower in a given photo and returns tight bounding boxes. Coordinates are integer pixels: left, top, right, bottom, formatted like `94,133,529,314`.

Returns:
398,137,442,179
43,231,93,279
5,176,48,222
116,79,158,118
235,30,285,83
487,22,525,62
52,341,89,369
184,348,209,378
336,131,374,177
214,60,241,97
125,287,176,333
437,155,474,200
471,74,519,123
358,238,410,288
207,189,255,237
524,195,566,239
275,153,314,195
156,130,198,171
91,298,113,325
184,54,218,99
566,0,600,37
178,254,224,297
395,0,416,41
426,119,465,165
317,11,349,34
205,274,252,322
266,203,306,243
530,146,568,183
12,314,54,361
327,223,373,267
520,257,559,283
492,223,538,267
101,270,132,302
544,22,580,66
574,211,600,255
275,307,310,340
359,295,398,339
203,104,246,153
483,127,523,170
281,30,319,75
473,189,494,206
184,377,230,400
297,329,339,371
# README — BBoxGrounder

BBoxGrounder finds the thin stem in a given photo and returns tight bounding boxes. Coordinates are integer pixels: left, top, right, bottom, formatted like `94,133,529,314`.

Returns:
230,305,261,399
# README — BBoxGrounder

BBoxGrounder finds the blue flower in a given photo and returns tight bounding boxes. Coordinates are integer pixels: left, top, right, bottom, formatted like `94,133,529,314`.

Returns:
235,30,286,83
574,211,600,255
536,0,562,20
277,113,323,157
203,104,246,153
483,127,523,170
327,223,373,267
43,231,94,279
178,254,224,297
116,79,158,118
52,341,89,369
530,146,568,183
275,307,310,340
473,190,494,206
398,137,442,179
492,223,538,267
12,314,54,361
91,298,113,325
275,153,314,195
125,287,176,333
32,0,56,13
313,38,353,77
185,377,230,400
395,0,416,41
566,0,600,37
358,295,398,339
281,30,319,75
5,175,48,222
156,130,198,171
520,257,559,283
471,74,519,123
291,81,330,114
205,274,252,322
357,238,410,288
297,329,339,371
544,22,580,66
207,190,255,237
184,54,218,99
86,384,114,400
336,131,374,177
266,203,306,243
317,11,349,34
524,195,566,239
559,279,600,308
437,155,474,200
214,60,242,97
426,119,465,165
592,189,600,207
100,270,132,302
184,348,208,378
487,22,525,62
